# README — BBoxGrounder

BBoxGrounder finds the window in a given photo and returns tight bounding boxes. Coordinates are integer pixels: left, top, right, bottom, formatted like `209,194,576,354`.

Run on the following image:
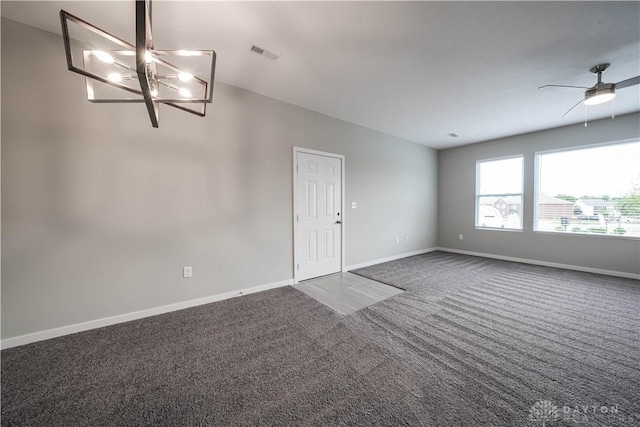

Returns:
476,156,523,230
535,140,640,238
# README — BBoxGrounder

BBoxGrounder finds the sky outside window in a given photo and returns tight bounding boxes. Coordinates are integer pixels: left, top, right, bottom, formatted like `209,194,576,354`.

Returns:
478,157,523,194
537,141,640,198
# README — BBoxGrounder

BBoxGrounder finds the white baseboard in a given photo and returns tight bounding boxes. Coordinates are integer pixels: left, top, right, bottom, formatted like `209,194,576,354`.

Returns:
1,279,293,350
436,247,640,280
345,248,438,271
6,248,634,350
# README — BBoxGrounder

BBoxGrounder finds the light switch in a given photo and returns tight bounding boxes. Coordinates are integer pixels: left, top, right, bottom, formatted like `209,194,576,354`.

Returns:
351,202,357,209
183,266,193,278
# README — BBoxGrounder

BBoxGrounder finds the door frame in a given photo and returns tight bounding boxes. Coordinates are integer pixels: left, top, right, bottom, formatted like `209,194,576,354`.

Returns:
293,147,346,284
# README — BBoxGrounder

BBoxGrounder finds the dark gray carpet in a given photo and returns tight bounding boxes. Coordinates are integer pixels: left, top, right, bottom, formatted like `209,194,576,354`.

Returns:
1,288,417,426
350,251,640,426
2,251,639,426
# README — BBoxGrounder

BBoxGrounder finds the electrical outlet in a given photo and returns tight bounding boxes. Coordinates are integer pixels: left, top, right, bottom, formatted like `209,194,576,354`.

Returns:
395,237,399,244
183,266,192,278
459,234,464,241
351,201,357,209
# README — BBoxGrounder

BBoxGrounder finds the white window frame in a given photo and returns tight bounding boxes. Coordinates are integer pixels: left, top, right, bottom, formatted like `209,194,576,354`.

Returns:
475,155,524,231
533,138,640,240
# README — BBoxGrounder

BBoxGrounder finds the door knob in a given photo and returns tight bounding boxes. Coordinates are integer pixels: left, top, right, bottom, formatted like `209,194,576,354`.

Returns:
336,220,342,224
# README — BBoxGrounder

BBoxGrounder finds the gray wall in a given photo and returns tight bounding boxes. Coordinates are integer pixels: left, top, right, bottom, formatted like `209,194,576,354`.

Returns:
438,113,640,275
1,19,438,339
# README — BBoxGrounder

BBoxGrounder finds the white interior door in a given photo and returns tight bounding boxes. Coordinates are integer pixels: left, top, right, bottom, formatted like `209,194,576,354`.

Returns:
295,151,342,281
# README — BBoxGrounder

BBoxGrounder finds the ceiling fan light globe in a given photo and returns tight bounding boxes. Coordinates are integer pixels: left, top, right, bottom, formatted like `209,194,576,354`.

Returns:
584,92,616,106
584,84,616,106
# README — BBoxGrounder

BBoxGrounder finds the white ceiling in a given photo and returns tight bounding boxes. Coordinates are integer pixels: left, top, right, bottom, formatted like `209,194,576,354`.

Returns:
2,1,639,149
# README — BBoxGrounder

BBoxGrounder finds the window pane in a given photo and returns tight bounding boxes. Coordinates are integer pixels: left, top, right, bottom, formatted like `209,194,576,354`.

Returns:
535,141,640,238
476,156,523,230
478,157,523,194
478,195,523,229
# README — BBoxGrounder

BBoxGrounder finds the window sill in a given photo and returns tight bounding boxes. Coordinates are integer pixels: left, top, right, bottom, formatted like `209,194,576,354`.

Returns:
533,230,640,240
475,226,523,232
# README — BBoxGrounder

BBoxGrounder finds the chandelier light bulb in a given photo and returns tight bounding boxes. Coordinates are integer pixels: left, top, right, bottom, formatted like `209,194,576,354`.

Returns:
107,72,122,82
93,50,114,64
145,50,153,63
178,72,193,82
150,88,158,97
178,87,192,97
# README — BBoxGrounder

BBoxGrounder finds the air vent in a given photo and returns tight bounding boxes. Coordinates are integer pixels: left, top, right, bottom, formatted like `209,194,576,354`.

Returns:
248,43,280,61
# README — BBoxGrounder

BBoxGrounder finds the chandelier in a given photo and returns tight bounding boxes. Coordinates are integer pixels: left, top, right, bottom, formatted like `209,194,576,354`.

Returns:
60,0,216,127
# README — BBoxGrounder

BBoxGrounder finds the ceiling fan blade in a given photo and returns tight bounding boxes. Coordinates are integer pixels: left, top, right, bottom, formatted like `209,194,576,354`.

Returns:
538,84,589,90
562,99,584,118
615,76,640,89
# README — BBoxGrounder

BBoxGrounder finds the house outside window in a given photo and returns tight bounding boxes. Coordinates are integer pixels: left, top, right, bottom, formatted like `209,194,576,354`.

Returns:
535,140,640,238
476,156,523,230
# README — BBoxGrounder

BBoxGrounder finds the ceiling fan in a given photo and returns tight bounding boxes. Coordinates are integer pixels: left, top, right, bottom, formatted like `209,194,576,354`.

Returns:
539,63,640,118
